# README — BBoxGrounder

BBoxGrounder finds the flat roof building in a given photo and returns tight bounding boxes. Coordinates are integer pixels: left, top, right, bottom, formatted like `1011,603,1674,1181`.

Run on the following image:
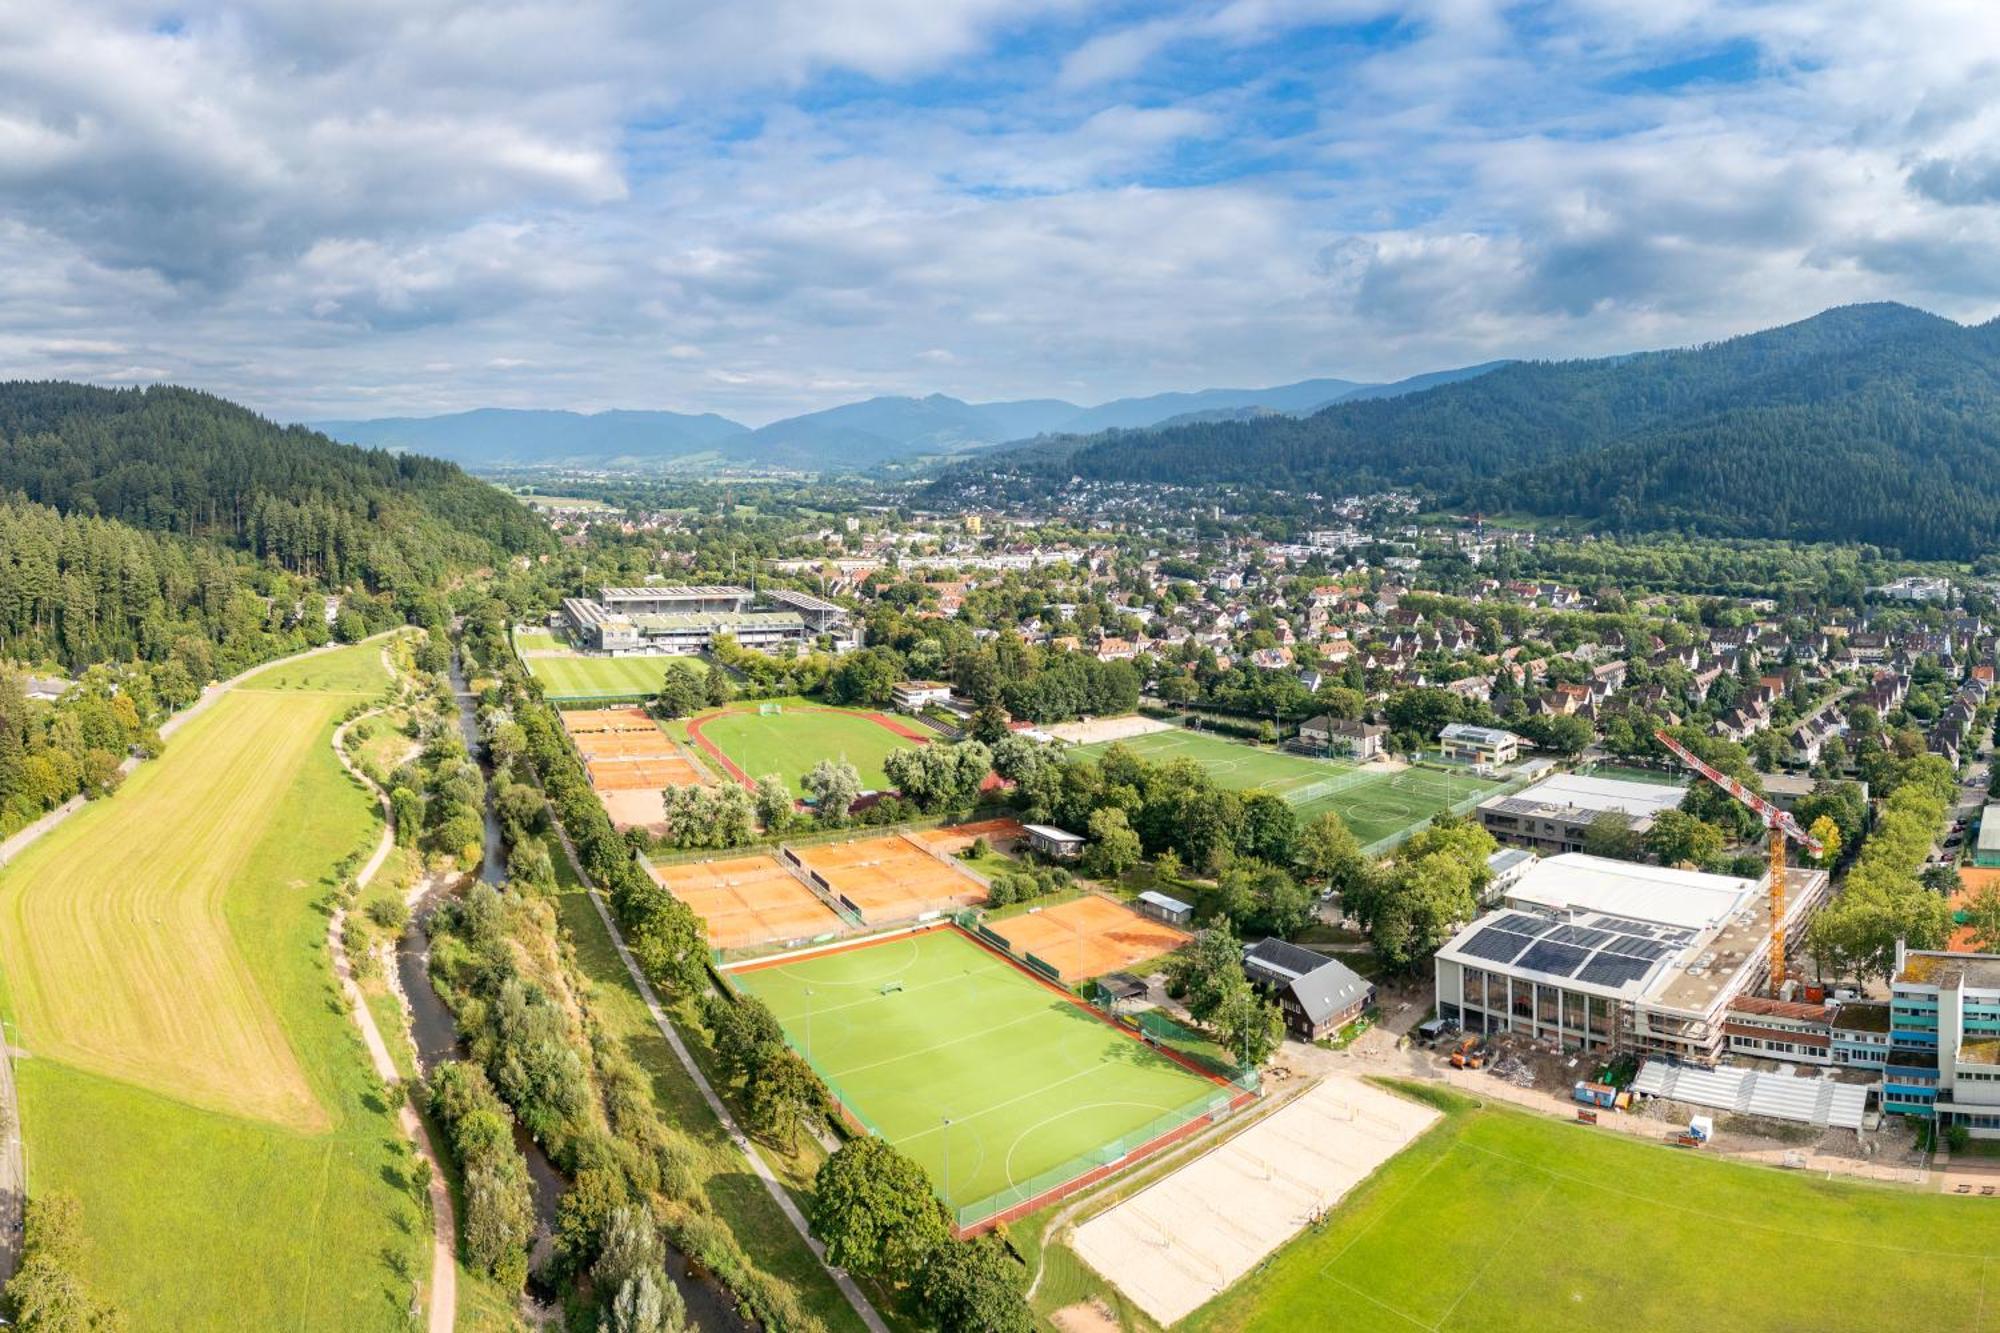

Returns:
1438,722,1522,767
1134,890,1193,928
1884,943,2000,1134
1433,852,1830,1063
1024,824,1085,859
1477,772,1689,856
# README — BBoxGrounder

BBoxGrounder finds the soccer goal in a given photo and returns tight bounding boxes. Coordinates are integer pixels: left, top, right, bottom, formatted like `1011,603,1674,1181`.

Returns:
759,702,784,716
1280,768,1373,807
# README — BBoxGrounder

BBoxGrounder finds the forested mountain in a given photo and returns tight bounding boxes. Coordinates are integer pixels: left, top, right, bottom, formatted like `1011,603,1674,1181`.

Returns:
308,406,751,467
310,364,1504,471
979,304,2000,559
0,382,550,587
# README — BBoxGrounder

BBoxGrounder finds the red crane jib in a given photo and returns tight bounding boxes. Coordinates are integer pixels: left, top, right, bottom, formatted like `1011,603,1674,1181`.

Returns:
1651,728,1823,855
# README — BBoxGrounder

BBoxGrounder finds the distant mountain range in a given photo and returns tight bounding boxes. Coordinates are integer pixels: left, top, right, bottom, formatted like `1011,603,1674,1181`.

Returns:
307,363,1506,471
967,302,2000,559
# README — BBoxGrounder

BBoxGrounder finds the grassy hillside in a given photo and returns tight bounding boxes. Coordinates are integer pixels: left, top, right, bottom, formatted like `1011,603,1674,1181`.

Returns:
0,641,428,1328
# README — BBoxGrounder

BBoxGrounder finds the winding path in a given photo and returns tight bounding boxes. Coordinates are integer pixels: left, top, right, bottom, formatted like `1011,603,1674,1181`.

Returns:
0,631,402,1288
329,666,458,1333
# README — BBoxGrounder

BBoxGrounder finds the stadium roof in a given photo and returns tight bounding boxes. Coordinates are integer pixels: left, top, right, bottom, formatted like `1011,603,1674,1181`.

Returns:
764,587,846,614
600,584,751,601
1980,804,2000,855
1480,772,1688,822
1503,853,1757,932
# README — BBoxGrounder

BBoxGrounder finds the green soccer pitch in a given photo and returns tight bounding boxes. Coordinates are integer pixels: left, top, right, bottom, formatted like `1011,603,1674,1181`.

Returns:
730,928,1233,1223
1074,728,1503,845
686,702,919,794
522,650,706,700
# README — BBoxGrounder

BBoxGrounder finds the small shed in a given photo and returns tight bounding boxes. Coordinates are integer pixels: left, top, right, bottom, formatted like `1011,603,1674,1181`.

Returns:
1134,889,1194,928
1095,972,1149,1010
1024,824,1086,860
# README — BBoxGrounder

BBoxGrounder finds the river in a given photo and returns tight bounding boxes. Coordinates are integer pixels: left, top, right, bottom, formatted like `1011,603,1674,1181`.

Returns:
403,650,744,1331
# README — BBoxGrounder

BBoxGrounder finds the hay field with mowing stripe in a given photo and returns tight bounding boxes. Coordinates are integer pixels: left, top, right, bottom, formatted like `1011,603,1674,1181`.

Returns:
1,687,331,1126
0,639,426,1329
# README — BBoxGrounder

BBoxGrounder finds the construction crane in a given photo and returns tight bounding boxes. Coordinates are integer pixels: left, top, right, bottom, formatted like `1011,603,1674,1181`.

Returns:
1652,728,1824,996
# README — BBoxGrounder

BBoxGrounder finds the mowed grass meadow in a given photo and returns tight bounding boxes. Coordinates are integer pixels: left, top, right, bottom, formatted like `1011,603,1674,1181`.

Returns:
0,640,429,1329
1189,1085,2000,1333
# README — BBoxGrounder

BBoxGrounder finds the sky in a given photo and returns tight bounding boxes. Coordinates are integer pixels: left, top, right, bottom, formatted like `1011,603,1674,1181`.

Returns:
4,0,2000,426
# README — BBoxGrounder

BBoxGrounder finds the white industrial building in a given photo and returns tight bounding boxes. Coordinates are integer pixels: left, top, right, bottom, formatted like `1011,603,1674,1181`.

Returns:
1433,852,1830,1063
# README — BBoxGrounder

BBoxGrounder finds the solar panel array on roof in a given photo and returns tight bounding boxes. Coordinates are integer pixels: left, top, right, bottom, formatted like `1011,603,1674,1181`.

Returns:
1517,941,1591,976
1605,937,1674,961
1460,928,1538,964
1576,955,1653,988
1546,924,1614,949
1490,913,1554,937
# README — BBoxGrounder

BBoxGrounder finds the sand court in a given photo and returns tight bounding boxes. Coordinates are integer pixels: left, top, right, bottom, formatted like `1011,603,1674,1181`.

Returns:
989,894,1189,982
1070,1074,1438,1326
790,832,990,922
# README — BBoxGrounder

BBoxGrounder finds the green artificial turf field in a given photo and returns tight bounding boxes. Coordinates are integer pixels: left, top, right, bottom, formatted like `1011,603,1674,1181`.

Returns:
525,650,706,700
731,929,1230,1224
0,639,426,1329
1075,729,1502,845
686,702,919,794
1189,1086,2000,1332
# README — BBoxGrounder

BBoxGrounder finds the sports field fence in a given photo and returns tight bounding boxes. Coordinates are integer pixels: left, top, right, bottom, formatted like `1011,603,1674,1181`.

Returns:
948,1078,1248,1229
1278,766,1380,808
1356,768,1538,860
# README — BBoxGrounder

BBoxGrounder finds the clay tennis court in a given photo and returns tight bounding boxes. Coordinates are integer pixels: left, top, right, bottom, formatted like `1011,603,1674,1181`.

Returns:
791,832,989,922
907,817,1027,855
560,706,656,734
651,855,845,950
586,753,706,790
597,788,669,833
986,894,1190,982
574,728,682,759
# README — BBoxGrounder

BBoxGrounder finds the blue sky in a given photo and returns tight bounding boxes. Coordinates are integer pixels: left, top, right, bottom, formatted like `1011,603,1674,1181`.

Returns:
2,0,1998,424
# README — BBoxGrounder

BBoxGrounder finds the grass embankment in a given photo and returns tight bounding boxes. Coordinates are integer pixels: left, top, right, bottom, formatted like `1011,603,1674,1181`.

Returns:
545,854,871,1333
0,641,428,1329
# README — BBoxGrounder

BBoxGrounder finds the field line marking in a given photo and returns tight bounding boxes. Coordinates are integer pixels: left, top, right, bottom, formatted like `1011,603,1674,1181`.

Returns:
1454,1140,1998,1259
1315,1139,1460,1277
823,1005,1050,1080
893,1058,1172,1149
1431,1177,1556,1330
1318,1272,1435,1330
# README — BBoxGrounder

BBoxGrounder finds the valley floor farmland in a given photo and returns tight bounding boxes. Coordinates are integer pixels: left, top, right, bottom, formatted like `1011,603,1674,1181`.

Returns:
0,641,428,1329
1187,1086,2000,1333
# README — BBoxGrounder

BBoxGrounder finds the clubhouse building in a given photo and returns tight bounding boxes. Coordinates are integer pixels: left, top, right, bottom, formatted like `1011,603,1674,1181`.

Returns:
1476,772,1688,856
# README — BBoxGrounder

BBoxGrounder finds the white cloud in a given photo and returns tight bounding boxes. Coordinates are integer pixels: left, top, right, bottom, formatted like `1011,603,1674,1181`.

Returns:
0,0,1997,423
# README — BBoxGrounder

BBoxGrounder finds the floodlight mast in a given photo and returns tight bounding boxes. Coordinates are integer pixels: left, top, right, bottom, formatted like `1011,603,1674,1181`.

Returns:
1653,729,1825,997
